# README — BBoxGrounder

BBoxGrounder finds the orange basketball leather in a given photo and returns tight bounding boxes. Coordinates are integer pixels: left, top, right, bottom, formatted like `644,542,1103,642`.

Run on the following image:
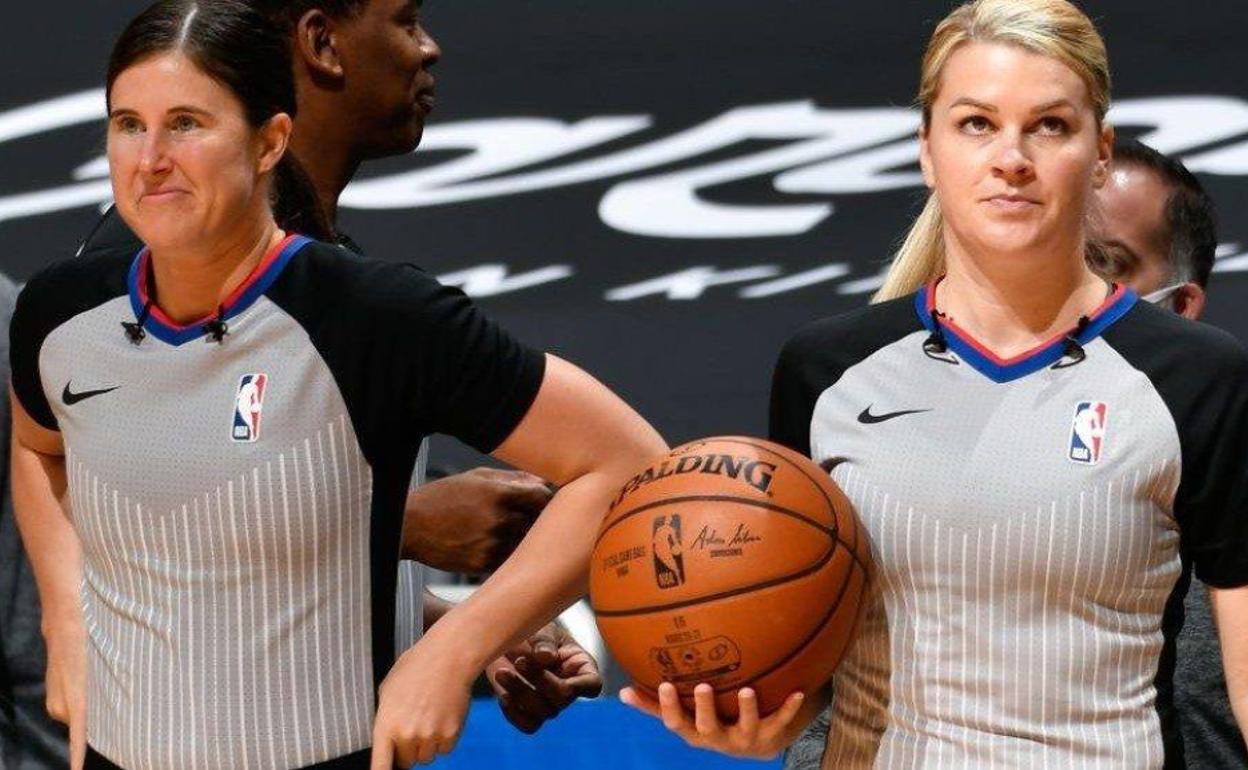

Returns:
590,436,871,719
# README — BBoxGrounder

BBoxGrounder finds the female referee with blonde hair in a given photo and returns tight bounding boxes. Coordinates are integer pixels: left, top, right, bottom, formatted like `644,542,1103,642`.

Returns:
623,0,1248,766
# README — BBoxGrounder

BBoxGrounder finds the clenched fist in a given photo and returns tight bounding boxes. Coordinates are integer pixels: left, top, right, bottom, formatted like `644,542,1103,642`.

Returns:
403,468,552,574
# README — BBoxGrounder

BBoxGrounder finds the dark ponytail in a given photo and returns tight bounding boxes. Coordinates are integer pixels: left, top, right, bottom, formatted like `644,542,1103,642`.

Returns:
273,155,334,242
107,0,334,241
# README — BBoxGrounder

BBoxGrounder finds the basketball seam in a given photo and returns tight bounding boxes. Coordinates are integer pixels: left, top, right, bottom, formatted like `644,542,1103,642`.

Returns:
595,494,836,552
706,557,870,696
593,492,871,611
624,554,870,702
714,437,855,554
593,536,839,617
670,437,864,559
603,436,841,533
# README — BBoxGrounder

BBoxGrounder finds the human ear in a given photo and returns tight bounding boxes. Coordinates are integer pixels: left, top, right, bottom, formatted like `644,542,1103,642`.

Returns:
256,113,293,175
919,125,935,190
1175,282,1206,321
1092,122,1114,189
295,9,344,80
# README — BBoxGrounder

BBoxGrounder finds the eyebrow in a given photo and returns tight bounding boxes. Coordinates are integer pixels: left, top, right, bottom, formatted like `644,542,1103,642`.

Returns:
108,105,214,119
948,97,1077,113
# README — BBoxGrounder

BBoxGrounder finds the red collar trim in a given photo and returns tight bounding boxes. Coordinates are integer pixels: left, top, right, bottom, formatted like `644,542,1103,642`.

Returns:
136,233,298,332
924,277,1127,367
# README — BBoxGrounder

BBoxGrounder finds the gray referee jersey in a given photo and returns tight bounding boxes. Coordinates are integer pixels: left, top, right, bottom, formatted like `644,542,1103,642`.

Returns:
395,441,428,656
79,208,432,675
770,285,1248,769
10,237,545,769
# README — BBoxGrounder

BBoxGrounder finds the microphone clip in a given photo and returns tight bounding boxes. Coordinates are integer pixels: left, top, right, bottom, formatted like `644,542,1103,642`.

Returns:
122,299,154,345
121,321,146,345
204,318,229,344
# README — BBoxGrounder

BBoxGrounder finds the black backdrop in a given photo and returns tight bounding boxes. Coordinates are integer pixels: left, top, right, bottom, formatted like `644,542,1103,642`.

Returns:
2,1,1247,471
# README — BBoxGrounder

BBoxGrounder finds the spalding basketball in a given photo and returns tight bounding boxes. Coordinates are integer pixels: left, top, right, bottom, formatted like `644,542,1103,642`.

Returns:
590,436,870,720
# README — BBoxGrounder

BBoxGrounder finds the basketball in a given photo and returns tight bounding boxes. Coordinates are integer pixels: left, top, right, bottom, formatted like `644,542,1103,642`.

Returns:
589,436,871,720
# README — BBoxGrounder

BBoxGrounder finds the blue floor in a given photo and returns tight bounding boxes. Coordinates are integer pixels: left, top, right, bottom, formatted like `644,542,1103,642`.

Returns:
434,698,783,769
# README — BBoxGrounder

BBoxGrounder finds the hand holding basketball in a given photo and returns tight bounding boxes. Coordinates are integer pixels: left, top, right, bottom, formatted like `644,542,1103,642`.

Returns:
619,681,810,759
590,437,870,720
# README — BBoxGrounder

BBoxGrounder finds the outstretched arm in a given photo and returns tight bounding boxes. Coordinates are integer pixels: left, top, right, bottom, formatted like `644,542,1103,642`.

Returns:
10,388,85,770
1212,584,1248,742
371,356,665,767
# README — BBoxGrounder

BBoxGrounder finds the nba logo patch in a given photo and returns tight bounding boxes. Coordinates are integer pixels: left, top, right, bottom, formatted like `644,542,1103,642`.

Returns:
652,514,686,590
231,374,268,443
1069,401,1108,465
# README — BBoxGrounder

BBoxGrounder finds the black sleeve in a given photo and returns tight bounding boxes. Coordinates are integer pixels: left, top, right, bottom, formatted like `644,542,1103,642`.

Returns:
269,247,545,458
1107,303,1248,588
1176,353,1248,588
769,333,820,457
768,297,924,459
9,248,134,434
1171,347,1248,588
388,264,546,453
13,206,140,429
10,277,59,431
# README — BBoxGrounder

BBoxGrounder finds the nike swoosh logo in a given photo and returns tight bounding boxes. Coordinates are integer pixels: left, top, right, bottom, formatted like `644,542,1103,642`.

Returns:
62,383,119,406
820,456,849,474
858,406,931,424
924,348,960,365
1050,358,1084,370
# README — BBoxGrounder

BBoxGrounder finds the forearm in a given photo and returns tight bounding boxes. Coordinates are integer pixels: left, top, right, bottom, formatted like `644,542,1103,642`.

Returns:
415,466,619,674
1210,585,1248,742
412,355,665,678
1232,690,1248,744
10,431,79,633
1226,643,1248,741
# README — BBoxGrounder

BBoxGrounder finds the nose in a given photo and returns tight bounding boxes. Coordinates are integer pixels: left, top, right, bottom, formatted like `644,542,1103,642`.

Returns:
138,130,173,177
418,25,442,69
991,130,1034,186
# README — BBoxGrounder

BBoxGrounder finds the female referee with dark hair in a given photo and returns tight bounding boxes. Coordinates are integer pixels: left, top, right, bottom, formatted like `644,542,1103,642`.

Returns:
626,0,1248,766
9,1,665,768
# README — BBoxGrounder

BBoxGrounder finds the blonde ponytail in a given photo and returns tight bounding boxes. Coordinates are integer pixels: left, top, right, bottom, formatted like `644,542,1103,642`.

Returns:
872,0,1110,304
873,193,946,303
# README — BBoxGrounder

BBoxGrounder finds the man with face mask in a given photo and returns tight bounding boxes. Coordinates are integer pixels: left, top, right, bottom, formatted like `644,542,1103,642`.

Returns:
1086,138,1239,769
1088,139,1215,320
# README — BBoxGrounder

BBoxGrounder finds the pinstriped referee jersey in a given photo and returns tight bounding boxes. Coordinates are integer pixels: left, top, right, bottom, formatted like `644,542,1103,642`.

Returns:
9,235,545,769
78,207,435,676
769,284,1248,769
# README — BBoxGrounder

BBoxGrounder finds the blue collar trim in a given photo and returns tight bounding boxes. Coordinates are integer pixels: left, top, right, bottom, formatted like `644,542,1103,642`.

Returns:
127,235,312,347
914,284,1138,383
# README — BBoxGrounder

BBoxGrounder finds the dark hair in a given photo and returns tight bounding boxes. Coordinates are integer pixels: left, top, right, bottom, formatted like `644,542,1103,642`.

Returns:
106,0,333,240
1112,138,1217,288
